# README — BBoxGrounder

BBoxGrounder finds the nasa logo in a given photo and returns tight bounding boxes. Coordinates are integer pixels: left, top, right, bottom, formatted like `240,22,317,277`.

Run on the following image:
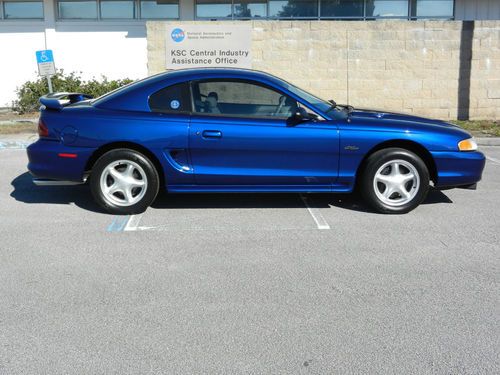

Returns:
171,28,185,43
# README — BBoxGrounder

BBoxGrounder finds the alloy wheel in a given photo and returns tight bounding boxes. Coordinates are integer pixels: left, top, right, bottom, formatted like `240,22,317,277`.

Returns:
373,159,420,207
99,160,148,207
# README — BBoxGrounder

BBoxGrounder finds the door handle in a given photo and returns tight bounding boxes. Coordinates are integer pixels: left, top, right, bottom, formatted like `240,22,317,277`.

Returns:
201,130,222,139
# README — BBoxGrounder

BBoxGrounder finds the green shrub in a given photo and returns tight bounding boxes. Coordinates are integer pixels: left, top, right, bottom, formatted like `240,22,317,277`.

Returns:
12,70,133,114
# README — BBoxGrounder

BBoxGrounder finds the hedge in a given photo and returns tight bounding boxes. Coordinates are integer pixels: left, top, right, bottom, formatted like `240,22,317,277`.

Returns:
12,70,133,114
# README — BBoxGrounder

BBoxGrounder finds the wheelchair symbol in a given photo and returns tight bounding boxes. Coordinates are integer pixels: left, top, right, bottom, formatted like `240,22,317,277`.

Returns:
40,52,48,62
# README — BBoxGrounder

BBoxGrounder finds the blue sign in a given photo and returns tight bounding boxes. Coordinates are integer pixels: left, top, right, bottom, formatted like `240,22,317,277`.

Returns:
36,50,54,64
171,28,185,43
170,100,180,109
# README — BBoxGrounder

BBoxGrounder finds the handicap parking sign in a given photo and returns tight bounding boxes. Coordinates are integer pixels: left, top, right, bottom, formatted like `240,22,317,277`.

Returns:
36,50,54,64
35,50,55,76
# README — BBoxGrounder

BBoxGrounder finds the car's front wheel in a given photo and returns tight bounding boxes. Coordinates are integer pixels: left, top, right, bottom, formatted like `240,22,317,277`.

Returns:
90,149,160,214
360,148,429,214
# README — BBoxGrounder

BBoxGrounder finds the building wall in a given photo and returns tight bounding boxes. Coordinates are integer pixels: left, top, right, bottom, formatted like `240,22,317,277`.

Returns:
0,0,149,107
148,20,500,120
0,23,147,107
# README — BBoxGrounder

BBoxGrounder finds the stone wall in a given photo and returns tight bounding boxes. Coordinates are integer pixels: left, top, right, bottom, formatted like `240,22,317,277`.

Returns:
147,20,500,120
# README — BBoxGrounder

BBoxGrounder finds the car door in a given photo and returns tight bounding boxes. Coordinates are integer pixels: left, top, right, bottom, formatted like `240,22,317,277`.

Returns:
147,81,194,186
188,79,339,189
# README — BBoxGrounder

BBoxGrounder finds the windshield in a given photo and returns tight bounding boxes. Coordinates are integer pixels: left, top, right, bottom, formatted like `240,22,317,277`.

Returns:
280,80,347,120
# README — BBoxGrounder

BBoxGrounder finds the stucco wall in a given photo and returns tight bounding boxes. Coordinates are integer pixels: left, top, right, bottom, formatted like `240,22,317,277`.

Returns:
147,20,500,120
0,23,147,108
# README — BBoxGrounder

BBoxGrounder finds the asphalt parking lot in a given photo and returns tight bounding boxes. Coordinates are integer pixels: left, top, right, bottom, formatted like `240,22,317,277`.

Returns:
1,141,499,374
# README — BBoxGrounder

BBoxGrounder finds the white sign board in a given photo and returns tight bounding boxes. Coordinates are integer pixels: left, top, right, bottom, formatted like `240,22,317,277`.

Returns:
36,50,56,76
166,25,252,69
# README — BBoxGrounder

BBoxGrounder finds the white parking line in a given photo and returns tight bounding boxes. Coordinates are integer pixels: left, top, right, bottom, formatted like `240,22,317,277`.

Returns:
486,155,500,165
107,213,156,232
107,215,129,232
123,214,143,231
300,194,331,230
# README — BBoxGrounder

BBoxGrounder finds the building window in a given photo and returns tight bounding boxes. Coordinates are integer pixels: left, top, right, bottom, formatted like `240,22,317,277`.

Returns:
56,0,180,19
320,0,364,18
58,0,98,19
196,0,232,18
140,0,179,19
233,0,267,18
100,0,135,18
365,0,408,18
2,1,44,19
268,0,318,18
0,0,451,21
412,0,453,18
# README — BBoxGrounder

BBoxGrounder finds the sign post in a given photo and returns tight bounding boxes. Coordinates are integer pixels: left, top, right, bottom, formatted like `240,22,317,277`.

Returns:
165,25,252,70
35,50,56,93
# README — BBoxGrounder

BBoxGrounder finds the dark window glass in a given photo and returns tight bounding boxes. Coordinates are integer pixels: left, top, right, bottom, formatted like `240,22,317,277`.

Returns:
234,0,267,18
365,0,408,18
100,0,134,18
269,0,318,18
196,0,232,18
58,1,97,19
413,0,453,18
192,80,298,119
140,0,179,19
149,83,191,113
4,1,43,19
320,0,364,18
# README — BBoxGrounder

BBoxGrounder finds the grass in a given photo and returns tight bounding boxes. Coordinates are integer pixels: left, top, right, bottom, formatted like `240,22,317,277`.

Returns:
0,123,37,135
452,120,500,137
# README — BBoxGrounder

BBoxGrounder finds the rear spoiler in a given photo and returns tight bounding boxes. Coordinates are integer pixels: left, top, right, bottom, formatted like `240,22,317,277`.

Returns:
39,92,93,110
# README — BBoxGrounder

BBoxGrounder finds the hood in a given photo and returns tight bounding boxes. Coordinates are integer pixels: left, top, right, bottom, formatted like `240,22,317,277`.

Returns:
347,107,472,138
350,108,455,127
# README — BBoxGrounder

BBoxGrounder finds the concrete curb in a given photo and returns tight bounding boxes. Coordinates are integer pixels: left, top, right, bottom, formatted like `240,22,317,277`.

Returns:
476,138,500,146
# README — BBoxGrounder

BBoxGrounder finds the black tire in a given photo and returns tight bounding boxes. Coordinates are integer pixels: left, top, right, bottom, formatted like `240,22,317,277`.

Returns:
90,148,160,215
360,148,429,214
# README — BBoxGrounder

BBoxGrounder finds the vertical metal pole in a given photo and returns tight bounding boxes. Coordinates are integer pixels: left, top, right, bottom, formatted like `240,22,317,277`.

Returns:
47,76,53,93
43,19,53,94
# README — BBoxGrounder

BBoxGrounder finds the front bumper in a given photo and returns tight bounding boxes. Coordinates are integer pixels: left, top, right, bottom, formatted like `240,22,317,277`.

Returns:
431,150,486,188
27,139,95,182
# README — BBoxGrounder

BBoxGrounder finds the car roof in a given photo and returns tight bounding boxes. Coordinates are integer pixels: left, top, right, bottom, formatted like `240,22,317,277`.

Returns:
93,68,287,112
137,68,284,86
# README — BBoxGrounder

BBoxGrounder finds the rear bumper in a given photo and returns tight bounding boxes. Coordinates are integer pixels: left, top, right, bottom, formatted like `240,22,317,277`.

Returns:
431,150,486,188
27,139,95,182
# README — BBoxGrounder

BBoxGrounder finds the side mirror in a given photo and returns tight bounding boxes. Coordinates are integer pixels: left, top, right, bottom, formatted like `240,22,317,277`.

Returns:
287,110,318,126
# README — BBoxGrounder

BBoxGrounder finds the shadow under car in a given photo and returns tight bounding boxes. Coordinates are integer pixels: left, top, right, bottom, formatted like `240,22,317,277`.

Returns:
11,172,453,214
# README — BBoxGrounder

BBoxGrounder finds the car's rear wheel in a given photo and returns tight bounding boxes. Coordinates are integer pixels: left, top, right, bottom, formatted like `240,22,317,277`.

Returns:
360,148,429,214
90,149,160,214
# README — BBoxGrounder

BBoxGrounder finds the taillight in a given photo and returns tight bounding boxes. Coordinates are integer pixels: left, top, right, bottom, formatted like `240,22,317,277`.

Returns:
38,119,49,137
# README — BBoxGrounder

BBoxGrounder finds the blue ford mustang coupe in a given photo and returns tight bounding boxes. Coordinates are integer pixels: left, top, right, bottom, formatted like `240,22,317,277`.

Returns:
27,68,485,214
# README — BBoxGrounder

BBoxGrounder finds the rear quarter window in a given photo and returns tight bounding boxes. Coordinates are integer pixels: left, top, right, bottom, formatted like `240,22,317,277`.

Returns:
149,83,191,113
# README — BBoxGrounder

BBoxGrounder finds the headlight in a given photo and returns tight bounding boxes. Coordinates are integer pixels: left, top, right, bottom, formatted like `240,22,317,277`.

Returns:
458,138,478,151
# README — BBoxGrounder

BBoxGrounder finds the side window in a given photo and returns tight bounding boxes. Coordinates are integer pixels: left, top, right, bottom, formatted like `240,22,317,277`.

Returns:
149,82,191,114
192,79,298,119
